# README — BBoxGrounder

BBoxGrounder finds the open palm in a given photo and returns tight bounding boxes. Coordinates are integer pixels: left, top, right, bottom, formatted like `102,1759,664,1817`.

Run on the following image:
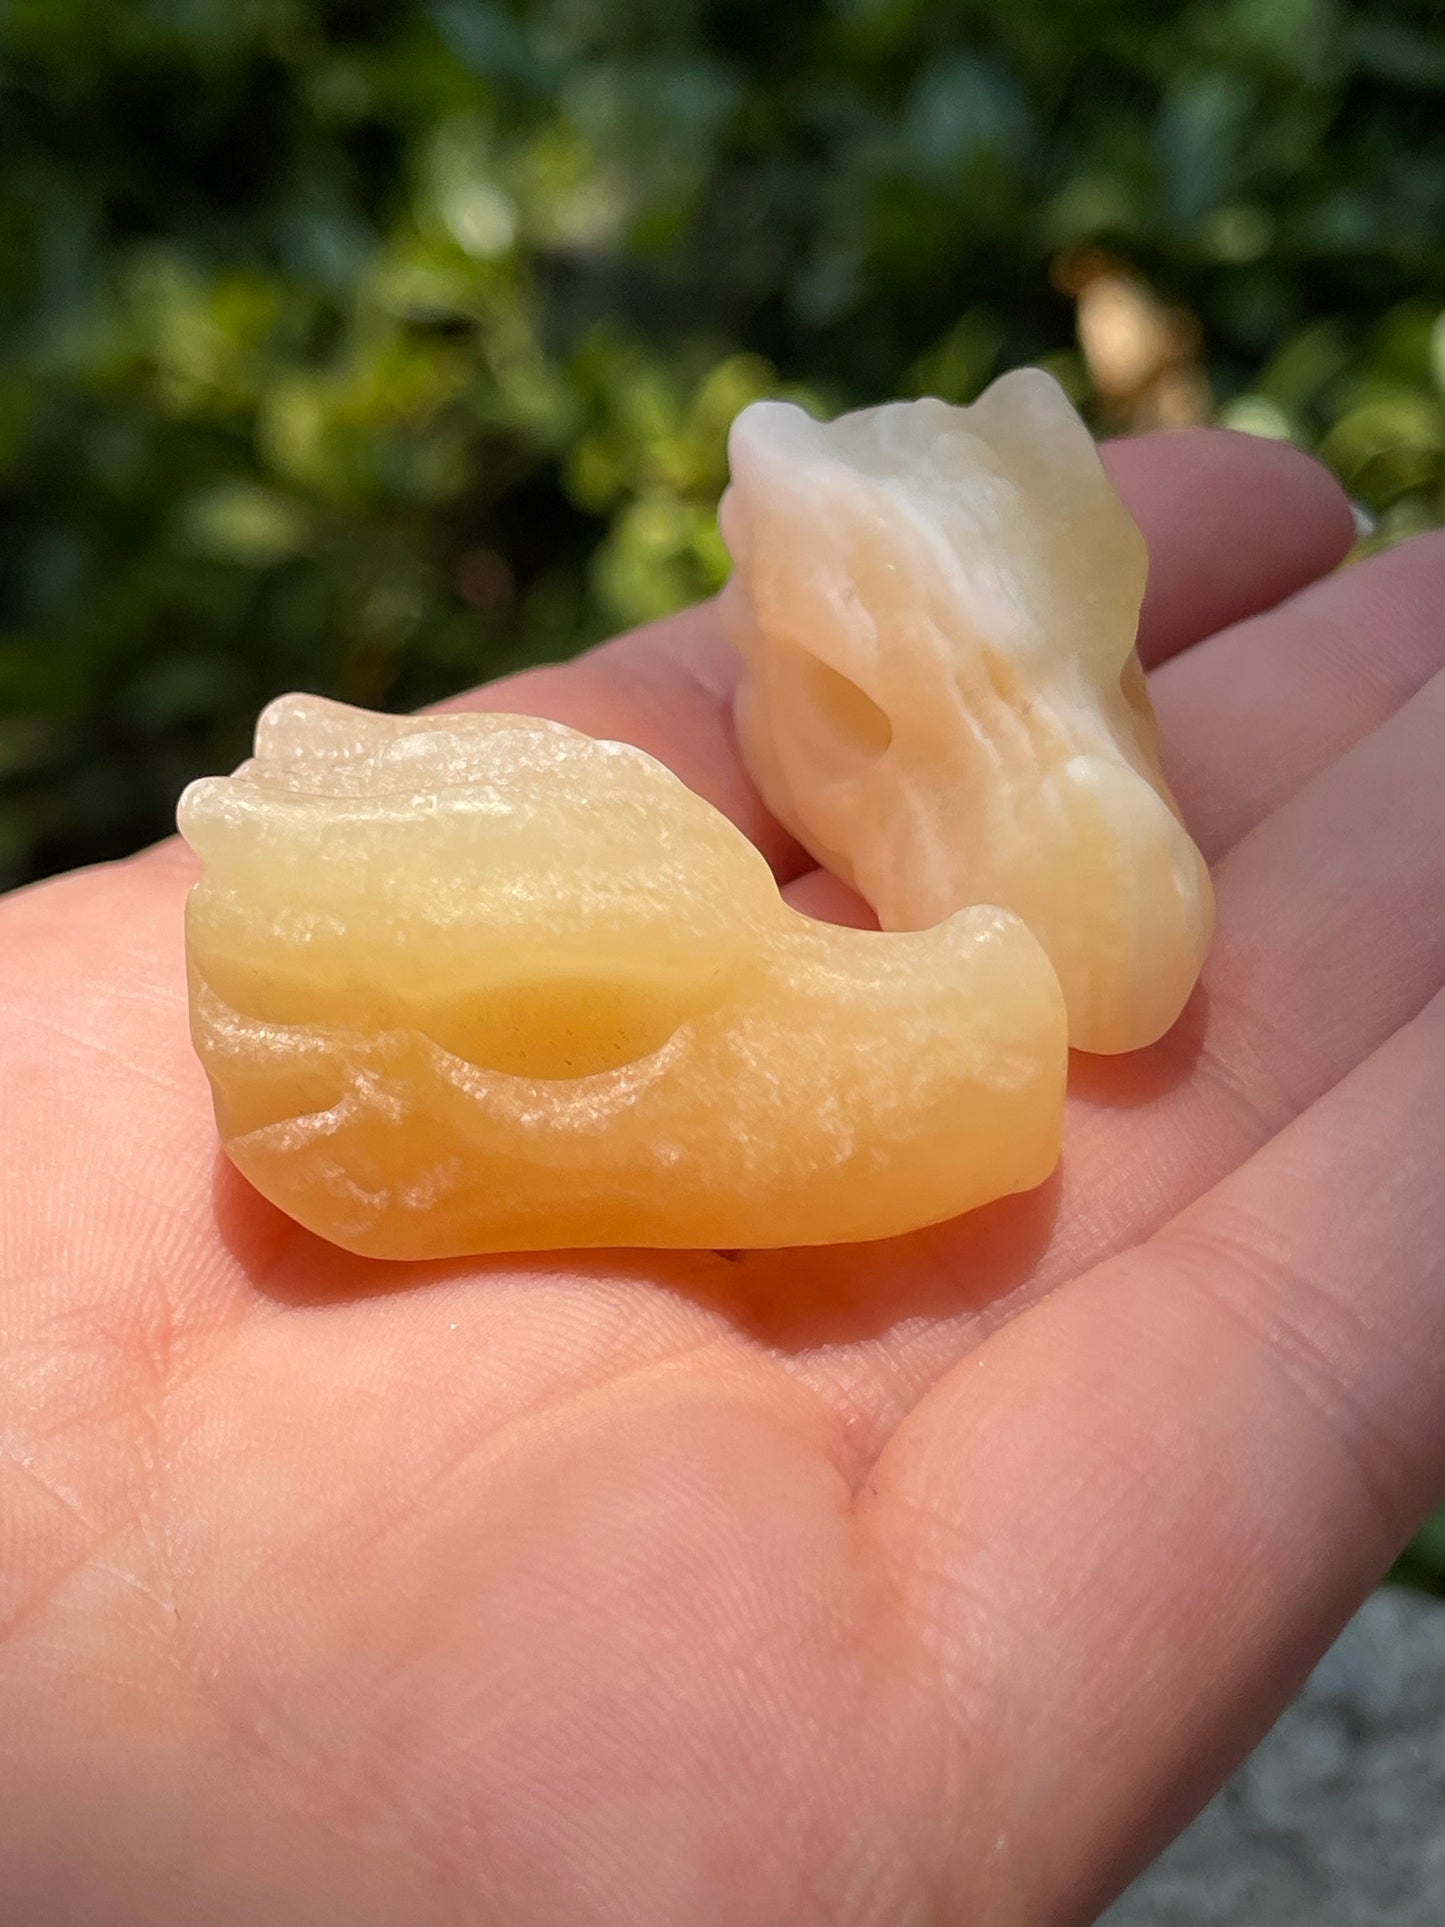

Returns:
3,430,1443,1927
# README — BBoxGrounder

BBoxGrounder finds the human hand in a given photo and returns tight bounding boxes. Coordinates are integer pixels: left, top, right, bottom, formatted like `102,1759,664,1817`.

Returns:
2,431,1442,1925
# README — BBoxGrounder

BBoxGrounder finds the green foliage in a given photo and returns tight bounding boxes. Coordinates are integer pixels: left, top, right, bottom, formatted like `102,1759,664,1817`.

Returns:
1393,1509,1445,1600
1,0,1442,1591
2,0,1443,883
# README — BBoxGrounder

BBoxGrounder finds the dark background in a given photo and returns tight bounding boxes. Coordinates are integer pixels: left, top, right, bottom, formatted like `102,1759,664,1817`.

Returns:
2,0,1442,1581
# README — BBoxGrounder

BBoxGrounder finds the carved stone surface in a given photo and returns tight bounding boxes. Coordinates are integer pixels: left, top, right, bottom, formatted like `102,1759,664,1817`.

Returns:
180,694,1066,1257
721,369,1214,1053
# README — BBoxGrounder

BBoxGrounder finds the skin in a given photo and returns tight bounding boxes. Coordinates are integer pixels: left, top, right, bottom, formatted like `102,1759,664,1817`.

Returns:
2,428,1443,1926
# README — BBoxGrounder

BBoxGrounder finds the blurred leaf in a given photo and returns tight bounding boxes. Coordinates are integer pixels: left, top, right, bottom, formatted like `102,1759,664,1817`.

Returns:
175,482,313,565
904,310,1005,402
1348,17,1445,90
1216,393,1294,438
902,55,1031,181
1392,1507,1445,1599
1155,67,1255,230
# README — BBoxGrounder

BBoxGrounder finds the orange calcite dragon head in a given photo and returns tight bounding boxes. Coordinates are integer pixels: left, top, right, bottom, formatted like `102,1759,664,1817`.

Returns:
179,695,1066,1258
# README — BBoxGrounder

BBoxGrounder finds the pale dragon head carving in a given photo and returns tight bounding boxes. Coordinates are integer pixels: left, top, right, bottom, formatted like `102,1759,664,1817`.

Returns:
720,368,1214,1053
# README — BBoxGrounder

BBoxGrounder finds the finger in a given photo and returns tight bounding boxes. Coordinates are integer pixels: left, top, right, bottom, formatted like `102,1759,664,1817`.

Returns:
770,664,1445,1435
1154,531,1445,859
1103,429,1355,669
0,848,217,1278
863,983,1445,1921
440,430,1351,885
781,868,874,926
806,654,1445,1159
1059,659,1445,1259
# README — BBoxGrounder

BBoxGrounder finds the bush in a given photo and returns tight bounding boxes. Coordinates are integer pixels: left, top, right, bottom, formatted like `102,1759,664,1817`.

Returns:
2,0,1443,886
